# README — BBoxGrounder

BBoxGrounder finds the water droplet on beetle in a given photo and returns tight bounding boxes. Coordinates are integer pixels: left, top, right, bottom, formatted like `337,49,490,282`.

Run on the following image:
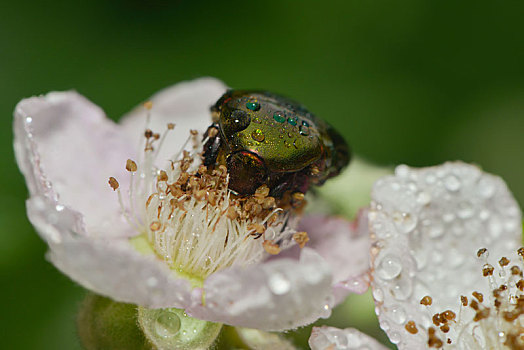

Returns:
287,117,297,126
228,109,251,132
246,101,260,111
299,125,309,136
273,112,286,123
251,129,265,142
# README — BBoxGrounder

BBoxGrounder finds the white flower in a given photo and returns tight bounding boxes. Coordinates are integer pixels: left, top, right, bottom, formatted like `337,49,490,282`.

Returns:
308,162,523,349
14,78,370,331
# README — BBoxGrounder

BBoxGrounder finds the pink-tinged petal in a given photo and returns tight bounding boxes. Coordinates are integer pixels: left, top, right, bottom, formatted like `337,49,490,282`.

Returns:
186,248,333,331
298,212,371,304
27,195,193,308
309,326,389,350
369,162,522,348
120,77,227,166
14,91,135,238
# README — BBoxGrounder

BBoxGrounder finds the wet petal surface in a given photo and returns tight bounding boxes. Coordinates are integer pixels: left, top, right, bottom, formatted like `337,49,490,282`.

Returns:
309,326,389,350
369,162,522,348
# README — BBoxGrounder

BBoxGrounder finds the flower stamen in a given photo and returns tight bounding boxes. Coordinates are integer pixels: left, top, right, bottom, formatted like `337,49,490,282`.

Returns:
408,247,524,349
108,108,307,280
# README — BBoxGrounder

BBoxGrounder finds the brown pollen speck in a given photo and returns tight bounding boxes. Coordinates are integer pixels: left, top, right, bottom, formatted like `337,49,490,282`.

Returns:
442,310,456,322
477,248,487,258
432,313,441,327
126,159,138,172
472,291,484,303
157,170,168,182
248,223,265,234
263,240,281,255
108,177,119,190
405,321,418,334
473,308,490,322
511,265,522,276
143,101,153,110
420,295,433,306
150,221,161,231
440,324,450,333
293,231,309,248
499,256,510,267
483,264,495,276
517,279,524,291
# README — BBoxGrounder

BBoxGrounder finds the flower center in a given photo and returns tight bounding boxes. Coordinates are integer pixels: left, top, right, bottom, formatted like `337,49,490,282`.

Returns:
109,102,308,281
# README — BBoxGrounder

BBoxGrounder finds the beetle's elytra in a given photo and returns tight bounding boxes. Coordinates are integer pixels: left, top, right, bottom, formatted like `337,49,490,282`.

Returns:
203,90,350,197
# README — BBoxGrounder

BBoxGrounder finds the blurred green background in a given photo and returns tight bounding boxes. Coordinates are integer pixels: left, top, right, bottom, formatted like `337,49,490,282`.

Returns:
2,1,523,348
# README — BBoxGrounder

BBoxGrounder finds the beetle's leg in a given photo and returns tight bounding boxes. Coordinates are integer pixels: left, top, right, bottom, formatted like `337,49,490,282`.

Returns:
210,105,220,123
226,151,267,195
202,123,222,166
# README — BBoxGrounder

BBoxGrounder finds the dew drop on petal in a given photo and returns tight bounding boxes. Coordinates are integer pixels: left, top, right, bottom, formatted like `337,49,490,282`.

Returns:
154,311,181,338
146,276,158,288
389,331,401,344
444,175,461,192
393,211,417,234
425,173,436,184
388,305,406,324
416,191,431,205
320,303,332,319
442,212,455,223
268,273,291,295
489,217,503,238
479,209,491,221
330,329,350,348
377,255,402,280
345,331,362,347
477,176,495,198
395,165,410,178
412,248,428,270
457,200,475,219
447,248,465,267
373,287,384,302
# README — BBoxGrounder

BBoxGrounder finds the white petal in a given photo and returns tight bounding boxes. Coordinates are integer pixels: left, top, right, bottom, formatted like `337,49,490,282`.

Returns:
14,91,135,238
27,195,193,308
298,212,371,304
309,326,389,350
369,162,522,348
186,248,334,331
120,77,227,167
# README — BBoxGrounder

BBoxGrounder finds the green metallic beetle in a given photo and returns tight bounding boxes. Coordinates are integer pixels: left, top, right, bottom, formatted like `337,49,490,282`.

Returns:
203,90,350,197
